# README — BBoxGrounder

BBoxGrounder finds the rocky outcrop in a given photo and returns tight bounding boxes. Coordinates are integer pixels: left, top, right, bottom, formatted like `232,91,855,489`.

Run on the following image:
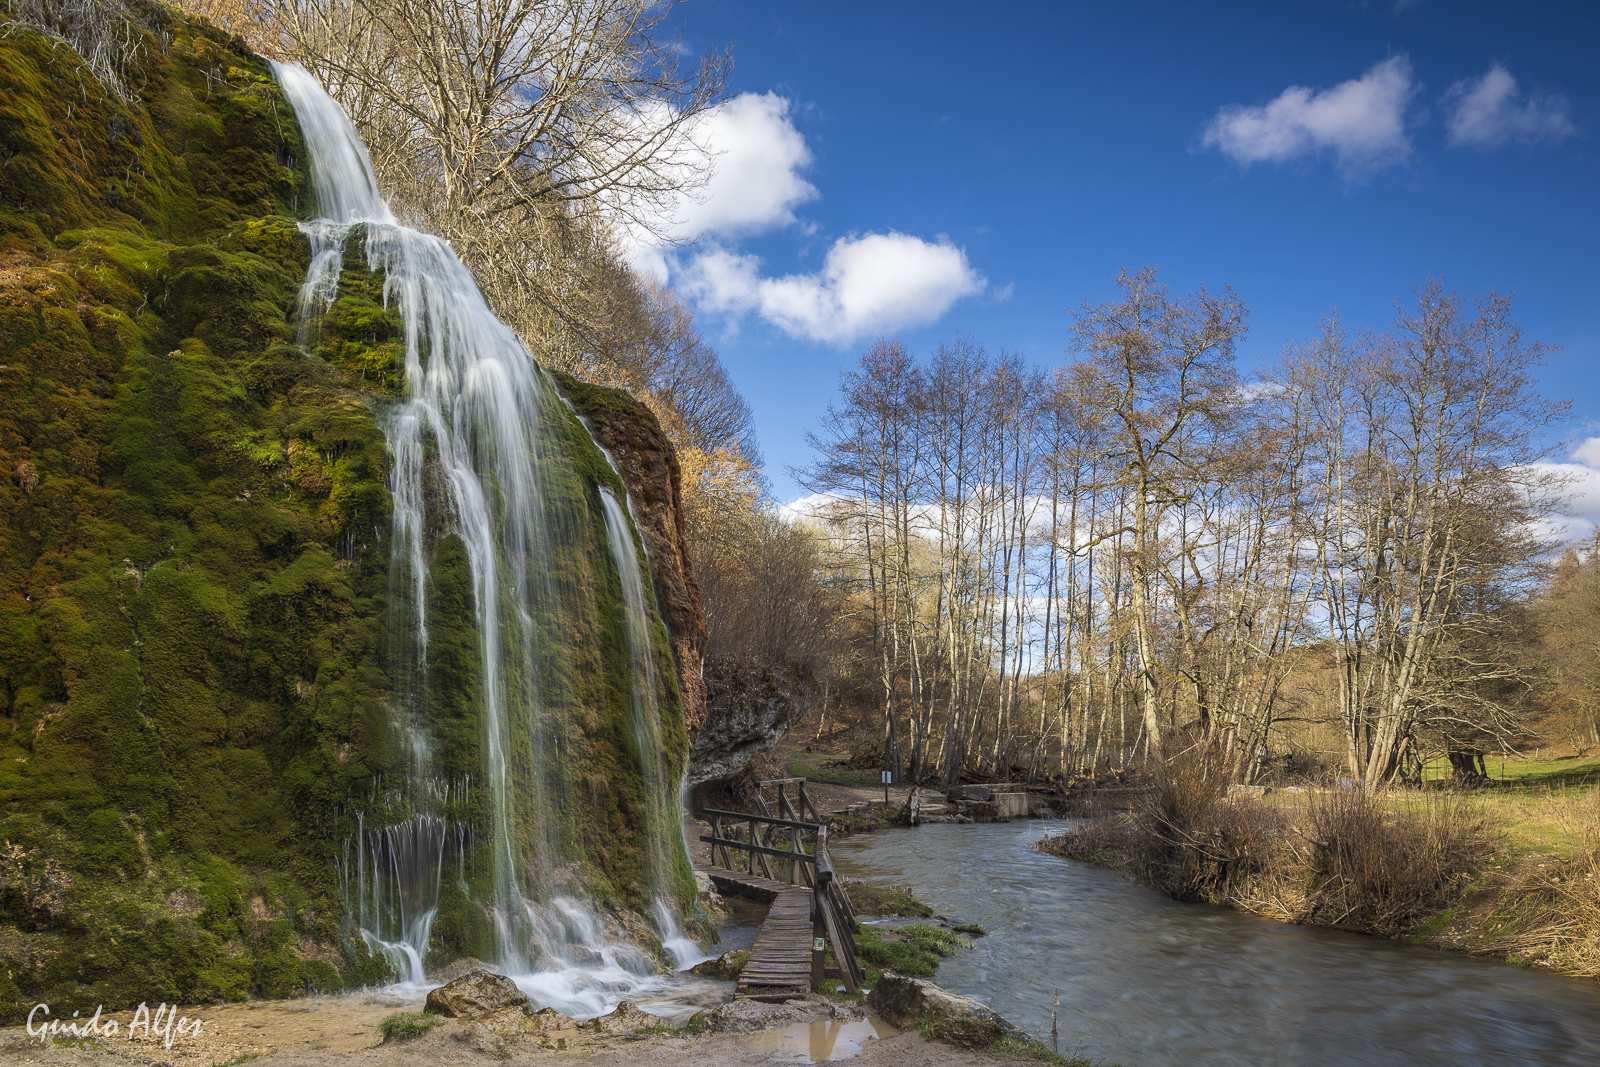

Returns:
689,949,748,981
423,970,530,1018
687,660,812,788
866,972,1029,1042
551,370,708,732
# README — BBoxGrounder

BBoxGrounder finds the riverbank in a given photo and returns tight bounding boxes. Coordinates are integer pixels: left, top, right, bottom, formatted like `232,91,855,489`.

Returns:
831,820,1600,1067
1037,766,1600,980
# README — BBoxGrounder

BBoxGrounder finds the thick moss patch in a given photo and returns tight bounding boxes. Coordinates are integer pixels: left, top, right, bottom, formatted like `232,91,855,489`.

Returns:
0,9,394,1021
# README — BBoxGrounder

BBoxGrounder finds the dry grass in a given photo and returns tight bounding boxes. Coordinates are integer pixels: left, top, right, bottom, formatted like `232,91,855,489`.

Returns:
1296,789,1494,931
1042,743,1497,938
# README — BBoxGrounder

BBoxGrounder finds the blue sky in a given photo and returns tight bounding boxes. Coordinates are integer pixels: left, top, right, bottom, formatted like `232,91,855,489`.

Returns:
635,1,1599,508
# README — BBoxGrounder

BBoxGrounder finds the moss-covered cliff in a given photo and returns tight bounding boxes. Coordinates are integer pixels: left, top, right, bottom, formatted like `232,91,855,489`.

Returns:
0,6,404,1020
0,4,698,1022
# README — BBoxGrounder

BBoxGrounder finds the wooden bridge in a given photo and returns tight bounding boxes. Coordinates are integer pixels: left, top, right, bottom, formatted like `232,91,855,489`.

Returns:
698,778,865,996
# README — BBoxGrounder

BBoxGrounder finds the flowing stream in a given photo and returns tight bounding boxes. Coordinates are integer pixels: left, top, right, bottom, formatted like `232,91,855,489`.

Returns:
271,62,703,1013
831,821,1600,1067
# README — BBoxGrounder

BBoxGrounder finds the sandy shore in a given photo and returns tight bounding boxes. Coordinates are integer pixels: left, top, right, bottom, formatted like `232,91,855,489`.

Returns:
0,988,1012,1067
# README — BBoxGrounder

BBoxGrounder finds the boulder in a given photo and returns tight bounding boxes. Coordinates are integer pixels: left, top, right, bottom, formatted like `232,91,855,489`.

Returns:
689,950,749,981
866,972,1029,1042
427,956,491,984
704,993,862,1033
1227,783,1272,799
424,970,530,1018
590,1001,672,1034
947,785,994,802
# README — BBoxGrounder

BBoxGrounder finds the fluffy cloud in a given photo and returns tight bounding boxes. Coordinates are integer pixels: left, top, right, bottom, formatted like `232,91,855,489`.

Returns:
1202,56,1416,177
1444,65,1575,148
682,232,985,345
623,91,981,342
675,92,817,239
626,92,817,281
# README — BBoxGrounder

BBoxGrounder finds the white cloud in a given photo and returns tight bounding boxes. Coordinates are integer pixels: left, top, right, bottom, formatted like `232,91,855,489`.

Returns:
1444,65,1575,148
683,232,986,345
1202,56,1416,177
1573,436,1600,468
625,92,817,281
676,92,818,239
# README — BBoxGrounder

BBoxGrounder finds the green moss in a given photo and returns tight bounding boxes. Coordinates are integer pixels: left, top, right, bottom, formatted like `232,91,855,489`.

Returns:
0,8,388,1022
0,2,698,1019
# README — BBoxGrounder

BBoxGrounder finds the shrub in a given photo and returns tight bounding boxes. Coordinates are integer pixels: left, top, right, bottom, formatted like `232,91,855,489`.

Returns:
1303,789,1492,932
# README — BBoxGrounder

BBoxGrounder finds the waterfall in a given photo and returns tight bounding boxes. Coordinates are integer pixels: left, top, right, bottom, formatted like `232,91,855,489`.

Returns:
272,63,697,1008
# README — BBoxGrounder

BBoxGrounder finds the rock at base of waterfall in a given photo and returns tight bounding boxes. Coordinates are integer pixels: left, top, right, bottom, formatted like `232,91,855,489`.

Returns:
427,956,492,984
589,1002,673,1033
866,972,1028,1042
690,949,749,980
424,970,530,1018
452,1022,507,1057
704,993,864,1033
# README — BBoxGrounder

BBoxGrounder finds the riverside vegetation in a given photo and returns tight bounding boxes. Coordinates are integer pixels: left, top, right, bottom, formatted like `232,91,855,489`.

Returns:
1040,742,1600,977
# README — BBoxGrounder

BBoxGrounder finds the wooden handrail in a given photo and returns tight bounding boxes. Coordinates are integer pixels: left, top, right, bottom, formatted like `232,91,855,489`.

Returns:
701,808,822,832
699,833,818,865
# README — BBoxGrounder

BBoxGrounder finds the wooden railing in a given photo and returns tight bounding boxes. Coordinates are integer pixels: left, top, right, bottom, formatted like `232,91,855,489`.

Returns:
700,790,865,994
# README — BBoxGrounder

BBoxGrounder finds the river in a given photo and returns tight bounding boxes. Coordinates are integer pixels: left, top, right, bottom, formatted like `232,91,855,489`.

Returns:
829,820,1600,1067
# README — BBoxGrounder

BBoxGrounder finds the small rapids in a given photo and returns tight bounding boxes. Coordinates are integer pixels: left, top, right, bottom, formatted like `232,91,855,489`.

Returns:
270,61,704,1017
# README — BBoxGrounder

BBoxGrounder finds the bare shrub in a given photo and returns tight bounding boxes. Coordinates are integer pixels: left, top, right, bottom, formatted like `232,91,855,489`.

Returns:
1302,789,1493,932
1141,739,1286,901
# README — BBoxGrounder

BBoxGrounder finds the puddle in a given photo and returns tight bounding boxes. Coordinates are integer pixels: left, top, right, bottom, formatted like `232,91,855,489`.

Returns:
742,1018,897,1062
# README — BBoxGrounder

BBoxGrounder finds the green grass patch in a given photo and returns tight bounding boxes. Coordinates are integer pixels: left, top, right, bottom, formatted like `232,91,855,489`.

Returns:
852,923,969,978
843,879,933,917
378,1013,441,1042
983,1035,1105,1066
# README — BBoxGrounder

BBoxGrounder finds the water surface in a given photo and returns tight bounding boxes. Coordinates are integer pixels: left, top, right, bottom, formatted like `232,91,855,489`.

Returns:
830,821,1600,1067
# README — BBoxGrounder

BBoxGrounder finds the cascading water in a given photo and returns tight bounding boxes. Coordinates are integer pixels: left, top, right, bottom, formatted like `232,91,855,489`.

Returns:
271,62,699,1010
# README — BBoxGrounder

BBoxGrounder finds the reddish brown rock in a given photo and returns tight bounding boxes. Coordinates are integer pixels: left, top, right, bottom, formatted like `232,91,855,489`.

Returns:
552,371,708,731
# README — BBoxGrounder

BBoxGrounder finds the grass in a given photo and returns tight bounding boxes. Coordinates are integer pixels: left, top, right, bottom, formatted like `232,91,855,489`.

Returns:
983,1035,1105,1066
213,1056,261,1067
378,1013,441,1042
776,743,885,786
843,879,933,917
853,923,970,977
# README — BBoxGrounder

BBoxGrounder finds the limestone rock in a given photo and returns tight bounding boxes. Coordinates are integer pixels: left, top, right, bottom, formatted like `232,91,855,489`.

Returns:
947,785,994,802
452,1022,507,1057
687,661,813,787
424,970,530,1018
704,993,862,1033
689,950,749,980
590,1001,672,1034
866,972,1028,1042
428,956,490,983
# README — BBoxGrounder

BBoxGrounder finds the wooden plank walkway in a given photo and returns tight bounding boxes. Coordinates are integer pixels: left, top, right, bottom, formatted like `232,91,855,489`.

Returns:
700,866,815,993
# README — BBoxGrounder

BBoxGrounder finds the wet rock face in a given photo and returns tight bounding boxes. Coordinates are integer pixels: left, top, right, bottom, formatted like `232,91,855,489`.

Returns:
866,972,1029,1042
552,371,708,733
424,970,530,1018
689,949,749,981
687,661,812,788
